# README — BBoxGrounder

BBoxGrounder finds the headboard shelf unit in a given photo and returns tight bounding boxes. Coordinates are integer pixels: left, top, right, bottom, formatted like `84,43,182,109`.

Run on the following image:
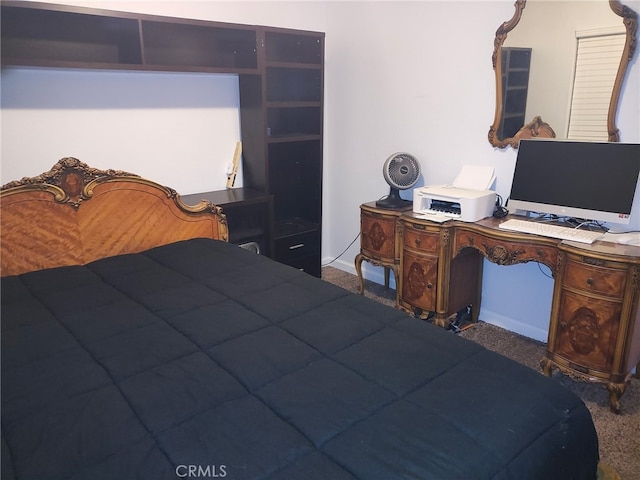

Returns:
1,1,258,73
1,1,325,277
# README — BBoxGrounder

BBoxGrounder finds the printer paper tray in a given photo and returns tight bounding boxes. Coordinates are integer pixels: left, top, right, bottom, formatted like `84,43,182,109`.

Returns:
414,213,457,223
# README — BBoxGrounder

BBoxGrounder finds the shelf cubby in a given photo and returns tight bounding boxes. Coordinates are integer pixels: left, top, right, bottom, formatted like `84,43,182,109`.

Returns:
267,106,322,138
265,31,322,64
266,67,322,102
1,6,142,66
141,21,257,70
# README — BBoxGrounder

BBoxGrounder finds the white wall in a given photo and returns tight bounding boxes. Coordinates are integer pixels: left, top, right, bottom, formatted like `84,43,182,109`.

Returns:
1,69,242,194
2,0,639,342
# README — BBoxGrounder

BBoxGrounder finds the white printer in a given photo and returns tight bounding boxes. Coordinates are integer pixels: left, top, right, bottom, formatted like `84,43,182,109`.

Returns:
413,185,496,222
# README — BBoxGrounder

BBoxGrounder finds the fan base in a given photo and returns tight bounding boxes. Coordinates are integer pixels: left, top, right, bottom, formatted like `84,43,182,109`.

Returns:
375,197,413,210
376,187,413,210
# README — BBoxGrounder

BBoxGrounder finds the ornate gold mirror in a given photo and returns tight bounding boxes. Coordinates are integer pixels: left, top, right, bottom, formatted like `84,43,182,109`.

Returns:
489,0,637,149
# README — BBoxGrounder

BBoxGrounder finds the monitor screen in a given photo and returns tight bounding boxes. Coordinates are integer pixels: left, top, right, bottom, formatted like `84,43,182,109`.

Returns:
507,139,640,224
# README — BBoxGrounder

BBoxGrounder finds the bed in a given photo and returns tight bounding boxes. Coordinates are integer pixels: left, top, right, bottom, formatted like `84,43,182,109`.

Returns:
1,158,601,480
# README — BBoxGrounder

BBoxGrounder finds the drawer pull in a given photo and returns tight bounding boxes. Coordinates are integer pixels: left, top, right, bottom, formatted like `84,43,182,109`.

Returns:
586,278,594,286
289,243,305,250
413,224,426,231
427,283,433,289
415,238,422,247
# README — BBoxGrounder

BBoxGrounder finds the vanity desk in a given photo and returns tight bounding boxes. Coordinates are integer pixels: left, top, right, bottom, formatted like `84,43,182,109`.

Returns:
357,205,640,412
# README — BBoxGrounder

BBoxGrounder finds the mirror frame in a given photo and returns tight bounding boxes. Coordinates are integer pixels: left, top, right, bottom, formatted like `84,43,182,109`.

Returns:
488,0,638,149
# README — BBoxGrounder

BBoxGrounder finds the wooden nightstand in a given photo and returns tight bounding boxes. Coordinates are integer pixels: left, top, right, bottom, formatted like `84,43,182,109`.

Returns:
180,188,273,257
355,202,412,296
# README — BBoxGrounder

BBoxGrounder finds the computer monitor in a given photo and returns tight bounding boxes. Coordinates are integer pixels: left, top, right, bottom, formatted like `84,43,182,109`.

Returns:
507,139,640,225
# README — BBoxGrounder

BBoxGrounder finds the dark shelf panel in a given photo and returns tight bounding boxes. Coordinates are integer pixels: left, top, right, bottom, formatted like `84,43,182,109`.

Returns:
180,187,270,208
268,140,322,226
1,3,260,73
1,6,142,65
274,217,320,238
266,67,322,102
265,31,322,64
141,20,257,70
503,48,531,69
266,101,321,108
504,88,528,113
267,106,321,138
267,134,322,143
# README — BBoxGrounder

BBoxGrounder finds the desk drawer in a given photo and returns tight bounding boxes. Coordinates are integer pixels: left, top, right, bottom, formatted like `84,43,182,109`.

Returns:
275,231,320,260
563,258,627,299
403,223,439,254
280,253,321,277
361,211,396,260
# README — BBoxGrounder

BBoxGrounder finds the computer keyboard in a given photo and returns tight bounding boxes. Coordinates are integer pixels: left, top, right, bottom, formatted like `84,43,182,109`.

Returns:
498,218,605,244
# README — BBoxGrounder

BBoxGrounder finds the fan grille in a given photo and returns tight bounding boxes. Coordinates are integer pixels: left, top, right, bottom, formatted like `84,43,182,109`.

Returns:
384,153,420,189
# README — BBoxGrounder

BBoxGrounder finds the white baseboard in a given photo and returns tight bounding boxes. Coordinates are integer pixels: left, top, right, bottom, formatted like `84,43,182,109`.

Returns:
322,256,356,275
323,256,396,289
323,257,549,343
477,307,548,343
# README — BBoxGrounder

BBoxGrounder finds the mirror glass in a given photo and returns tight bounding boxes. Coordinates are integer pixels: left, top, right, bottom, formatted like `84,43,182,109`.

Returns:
489,0,637,149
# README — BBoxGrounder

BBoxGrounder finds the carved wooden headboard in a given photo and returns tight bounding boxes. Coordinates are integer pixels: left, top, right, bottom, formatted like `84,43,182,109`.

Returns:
1,158,228,276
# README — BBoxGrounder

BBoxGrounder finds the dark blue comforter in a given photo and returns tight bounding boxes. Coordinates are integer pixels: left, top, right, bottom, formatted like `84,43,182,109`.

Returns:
1,239,599,479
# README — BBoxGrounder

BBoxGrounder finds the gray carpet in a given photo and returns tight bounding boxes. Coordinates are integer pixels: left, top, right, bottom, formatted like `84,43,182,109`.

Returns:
322,266,640,480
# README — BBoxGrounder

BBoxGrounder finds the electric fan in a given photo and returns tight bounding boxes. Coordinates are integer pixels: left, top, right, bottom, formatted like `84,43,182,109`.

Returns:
376,152,421,209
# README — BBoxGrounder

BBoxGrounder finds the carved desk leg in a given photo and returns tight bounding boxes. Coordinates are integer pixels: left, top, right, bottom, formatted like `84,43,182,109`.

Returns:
355,255,397,295
607,382,628,414
433,313,449,329
540,357,629,414
540,357,554,377
354,253,365,295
